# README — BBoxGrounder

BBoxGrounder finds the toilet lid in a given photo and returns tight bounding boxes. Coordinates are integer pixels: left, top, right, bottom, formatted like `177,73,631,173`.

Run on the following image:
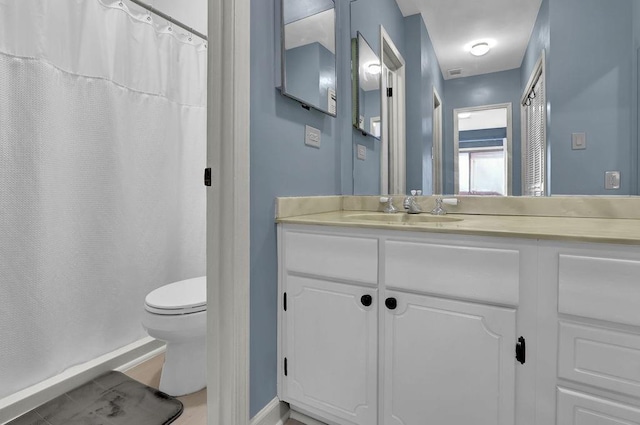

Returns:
145,276,206,315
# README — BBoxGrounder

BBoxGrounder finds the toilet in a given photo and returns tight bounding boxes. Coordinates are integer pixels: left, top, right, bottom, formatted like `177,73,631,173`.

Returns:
142,276,207,396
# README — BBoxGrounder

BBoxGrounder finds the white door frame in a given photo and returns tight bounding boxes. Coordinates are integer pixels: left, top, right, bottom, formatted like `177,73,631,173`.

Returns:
380,26,405,195
453,103,513,196
207,0,250,423
432,88,443,194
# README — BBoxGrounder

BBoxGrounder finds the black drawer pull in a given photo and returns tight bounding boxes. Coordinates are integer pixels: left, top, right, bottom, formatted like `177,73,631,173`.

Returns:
385,297,397,310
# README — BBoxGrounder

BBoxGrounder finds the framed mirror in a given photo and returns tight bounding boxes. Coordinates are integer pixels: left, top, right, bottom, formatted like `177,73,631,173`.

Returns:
352,32,382,139
281,0,337,116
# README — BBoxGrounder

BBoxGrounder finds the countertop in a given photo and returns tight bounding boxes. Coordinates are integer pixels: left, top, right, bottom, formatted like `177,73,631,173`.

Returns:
276,210,640,245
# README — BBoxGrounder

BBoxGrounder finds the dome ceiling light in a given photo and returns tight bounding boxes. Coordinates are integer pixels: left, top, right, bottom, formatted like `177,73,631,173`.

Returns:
368,63,381,75
470,42,490,56
464,39,496,57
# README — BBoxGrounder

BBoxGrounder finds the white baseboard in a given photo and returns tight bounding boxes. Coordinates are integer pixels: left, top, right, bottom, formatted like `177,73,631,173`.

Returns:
289,409,330,425
0,337,165,424
250,397,290,425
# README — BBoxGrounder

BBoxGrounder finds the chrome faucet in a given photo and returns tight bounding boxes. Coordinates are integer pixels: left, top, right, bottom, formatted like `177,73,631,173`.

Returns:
403,190,423,214
380,196,398,214
430,197,447,215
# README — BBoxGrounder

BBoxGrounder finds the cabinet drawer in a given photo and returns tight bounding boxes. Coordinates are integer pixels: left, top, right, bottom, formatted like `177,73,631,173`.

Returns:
557,387,640,424
284,230,378,285
559,254,640,326
384,239,520,305
559,321,640,398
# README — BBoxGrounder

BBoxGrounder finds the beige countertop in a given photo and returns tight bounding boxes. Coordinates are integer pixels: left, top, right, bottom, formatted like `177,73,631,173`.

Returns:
276,210,640,245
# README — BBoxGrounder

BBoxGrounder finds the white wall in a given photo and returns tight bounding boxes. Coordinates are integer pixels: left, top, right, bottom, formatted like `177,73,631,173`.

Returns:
152,0,207,37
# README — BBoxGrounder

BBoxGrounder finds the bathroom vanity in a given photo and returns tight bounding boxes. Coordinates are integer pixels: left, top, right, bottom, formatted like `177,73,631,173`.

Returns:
276,198,640,425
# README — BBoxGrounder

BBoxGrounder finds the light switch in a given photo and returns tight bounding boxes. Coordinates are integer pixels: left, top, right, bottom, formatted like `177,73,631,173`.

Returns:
357,144,367,160
305,125,321,148
572,132,586,150
605,171,620,190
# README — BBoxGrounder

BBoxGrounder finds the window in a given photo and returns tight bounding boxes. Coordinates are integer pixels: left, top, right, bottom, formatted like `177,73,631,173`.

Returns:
459,148,506,196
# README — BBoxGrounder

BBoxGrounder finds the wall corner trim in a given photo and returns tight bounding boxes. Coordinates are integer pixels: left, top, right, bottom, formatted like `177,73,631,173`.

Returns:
250,398,290,425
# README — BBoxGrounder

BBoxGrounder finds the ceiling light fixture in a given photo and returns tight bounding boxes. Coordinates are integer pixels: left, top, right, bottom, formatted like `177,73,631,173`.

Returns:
368,63,381,75
464,39,496,57
470,42,490,56
458,112,472,119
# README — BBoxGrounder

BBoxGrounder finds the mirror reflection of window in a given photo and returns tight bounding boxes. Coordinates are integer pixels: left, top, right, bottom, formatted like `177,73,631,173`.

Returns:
457,107,508,196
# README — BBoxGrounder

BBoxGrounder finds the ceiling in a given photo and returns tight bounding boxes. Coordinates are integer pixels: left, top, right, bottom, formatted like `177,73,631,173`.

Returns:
395,0,543,79
458,107,508,131
285,9,335,54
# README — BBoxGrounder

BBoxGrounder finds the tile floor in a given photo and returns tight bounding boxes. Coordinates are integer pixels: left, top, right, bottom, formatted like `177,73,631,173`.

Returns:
125,354,308,425
123,353,207,425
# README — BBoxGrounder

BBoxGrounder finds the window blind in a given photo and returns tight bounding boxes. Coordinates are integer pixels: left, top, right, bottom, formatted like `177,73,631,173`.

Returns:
523,71,546,196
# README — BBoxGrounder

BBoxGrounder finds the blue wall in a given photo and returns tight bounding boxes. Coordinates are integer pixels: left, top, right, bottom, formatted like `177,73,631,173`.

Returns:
443,69,522,195
249,0,350,417
635,1,640,193
549,0,634,194
285,43,336,111
404,14,445,194
285,43,322,106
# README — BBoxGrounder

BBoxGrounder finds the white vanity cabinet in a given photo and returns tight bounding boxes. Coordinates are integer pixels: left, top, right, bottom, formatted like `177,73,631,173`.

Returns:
538,242,640,425
278,229,379,425
278,225,537,425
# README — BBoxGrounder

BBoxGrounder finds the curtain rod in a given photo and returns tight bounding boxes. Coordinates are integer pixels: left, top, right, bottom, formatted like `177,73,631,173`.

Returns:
128,0,208,41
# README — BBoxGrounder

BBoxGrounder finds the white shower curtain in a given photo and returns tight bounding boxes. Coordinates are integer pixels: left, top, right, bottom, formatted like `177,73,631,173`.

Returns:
0,0,207,399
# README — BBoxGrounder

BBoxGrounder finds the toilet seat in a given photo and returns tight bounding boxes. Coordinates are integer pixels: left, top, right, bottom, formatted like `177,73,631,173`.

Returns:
145,276,206,315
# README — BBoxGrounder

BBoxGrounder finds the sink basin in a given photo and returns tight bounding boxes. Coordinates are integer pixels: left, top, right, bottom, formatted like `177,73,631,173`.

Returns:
344,213,463,224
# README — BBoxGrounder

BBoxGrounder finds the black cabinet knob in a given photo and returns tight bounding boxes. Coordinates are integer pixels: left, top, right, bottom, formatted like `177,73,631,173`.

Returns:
385,297,397,310
361,294,373,307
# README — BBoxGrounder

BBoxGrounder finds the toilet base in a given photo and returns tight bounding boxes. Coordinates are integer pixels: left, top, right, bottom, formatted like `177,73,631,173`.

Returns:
159,339,206,396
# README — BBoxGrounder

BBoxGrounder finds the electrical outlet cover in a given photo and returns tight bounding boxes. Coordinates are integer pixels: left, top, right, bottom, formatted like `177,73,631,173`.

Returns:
304,125,321,148
357,144,366,160
605,171,620,189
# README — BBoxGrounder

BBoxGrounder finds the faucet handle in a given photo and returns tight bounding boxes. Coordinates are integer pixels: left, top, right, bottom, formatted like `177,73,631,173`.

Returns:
410,190,417,196
430,197,446,215
380,196,398,213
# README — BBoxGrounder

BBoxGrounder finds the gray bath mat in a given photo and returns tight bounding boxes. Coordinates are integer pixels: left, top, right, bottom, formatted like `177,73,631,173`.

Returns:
8,371,183,425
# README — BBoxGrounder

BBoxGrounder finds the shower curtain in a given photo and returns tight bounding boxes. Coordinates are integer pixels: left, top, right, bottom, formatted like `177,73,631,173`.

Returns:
0,0,207,399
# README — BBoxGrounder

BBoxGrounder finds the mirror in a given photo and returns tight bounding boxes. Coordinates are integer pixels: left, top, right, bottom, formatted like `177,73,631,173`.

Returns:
350,0,640,196
281,0,337,116
352,32,382,138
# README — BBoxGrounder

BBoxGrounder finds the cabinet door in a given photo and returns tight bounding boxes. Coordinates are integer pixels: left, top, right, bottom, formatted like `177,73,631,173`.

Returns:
558,388,640,424
282,275,378,425
383,291,516,425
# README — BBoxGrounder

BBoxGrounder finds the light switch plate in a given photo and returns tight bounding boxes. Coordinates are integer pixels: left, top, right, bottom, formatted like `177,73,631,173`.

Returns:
356,144,367,160
305,125,321,148
572,132,586,150
605,171,620,189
